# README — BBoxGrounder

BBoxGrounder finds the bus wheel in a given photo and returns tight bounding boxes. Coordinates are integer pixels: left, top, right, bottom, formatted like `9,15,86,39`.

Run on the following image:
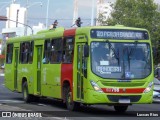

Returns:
22,82,32,103
65,87,79,111
114,105,128,113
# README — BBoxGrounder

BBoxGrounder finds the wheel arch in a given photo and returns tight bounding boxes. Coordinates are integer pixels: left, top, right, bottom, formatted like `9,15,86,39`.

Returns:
62,80,71,102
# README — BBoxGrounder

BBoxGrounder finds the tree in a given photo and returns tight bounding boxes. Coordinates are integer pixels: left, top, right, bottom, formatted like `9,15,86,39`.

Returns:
98,0,160,64
100,0,159,41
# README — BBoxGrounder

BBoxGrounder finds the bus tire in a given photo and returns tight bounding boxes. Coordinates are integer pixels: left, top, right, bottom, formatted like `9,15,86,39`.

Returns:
114,105,128,113
65,87,80,111
32,96,40,102
22,82,32,103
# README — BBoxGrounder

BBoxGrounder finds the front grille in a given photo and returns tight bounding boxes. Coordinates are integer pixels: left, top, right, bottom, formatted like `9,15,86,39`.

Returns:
107,95,141,102
101,81,145,87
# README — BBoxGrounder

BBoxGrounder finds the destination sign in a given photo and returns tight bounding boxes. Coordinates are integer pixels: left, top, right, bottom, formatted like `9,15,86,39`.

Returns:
90,29,149,40
96,66,122,74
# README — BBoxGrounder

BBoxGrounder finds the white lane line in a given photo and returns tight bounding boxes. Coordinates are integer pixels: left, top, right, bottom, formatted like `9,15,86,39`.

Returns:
0,74,4,76
52,117,69,120
37,103,47,106
0,100,24,103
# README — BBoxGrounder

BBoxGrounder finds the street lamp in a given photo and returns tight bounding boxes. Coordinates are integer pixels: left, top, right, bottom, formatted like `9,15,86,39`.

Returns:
0,16,33,35
25,1,42,35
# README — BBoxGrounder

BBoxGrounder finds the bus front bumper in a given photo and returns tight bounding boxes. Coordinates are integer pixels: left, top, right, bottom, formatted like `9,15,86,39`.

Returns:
84,89,153,104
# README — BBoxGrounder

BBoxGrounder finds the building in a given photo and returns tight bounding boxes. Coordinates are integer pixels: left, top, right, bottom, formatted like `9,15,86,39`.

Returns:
2,3,26,39
2,3,45,38
6,4,26,28
1,3,45,56
96,0,113,25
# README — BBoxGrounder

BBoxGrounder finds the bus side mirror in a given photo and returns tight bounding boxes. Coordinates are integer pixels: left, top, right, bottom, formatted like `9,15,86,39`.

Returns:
84,45,89,57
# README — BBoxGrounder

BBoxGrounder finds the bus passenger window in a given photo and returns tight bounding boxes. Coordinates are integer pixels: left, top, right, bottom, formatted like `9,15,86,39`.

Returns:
28,41,34,64
6,44,13,64
43,40,50,64
62,37,74,63
20,42,30,63
50,39,62,63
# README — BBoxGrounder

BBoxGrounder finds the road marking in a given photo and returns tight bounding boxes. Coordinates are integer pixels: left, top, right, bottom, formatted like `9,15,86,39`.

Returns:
0,100,24,103
0,73,4,76
37,103,47,106
52,117,69,120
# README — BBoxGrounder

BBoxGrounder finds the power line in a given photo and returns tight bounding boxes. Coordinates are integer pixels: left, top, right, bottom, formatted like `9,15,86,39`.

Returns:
27,17,93,20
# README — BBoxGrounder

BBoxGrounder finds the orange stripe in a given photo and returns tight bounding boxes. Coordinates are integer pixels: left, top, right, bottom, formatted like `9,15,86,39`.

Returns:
64,28,76,37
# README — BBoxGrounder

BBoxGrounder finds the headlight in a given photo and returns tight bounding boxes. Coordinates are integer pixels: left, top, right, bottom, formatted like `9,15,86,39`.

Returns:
90,80,103,93
143,82,153,93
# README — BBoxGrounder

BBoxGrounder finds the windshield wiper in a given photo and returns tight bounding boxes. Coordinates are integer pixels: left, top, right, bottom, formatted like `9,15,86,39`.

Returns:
128,40,138,58
105,40,120,65
121,41,138,80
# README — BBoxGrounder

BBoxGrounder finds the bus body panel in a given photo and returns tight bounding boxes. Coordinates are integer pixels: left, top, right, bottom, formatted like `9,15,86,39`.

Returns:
5,63,14,91
61,64,73,96
4,26,154,108
41,64,61,98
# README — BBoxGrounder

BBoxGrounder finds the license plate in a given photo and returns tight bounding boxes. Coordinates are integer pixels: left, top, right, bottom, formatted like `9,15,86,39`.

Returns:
119,99,130,103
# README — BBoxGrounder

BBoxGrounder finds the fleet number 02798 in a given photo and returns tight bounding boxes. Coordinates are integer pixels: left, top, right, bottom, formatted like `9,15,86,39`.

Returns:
106,88,119,92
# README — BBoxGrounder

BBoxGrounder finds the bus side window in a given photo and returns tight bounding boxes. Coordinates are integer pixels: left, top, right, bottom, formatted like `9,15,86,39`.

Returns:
43,39,50,64
50,38,62,63
20,42,30,64
6,44,13,64
28,41,34,64
62,37,74,63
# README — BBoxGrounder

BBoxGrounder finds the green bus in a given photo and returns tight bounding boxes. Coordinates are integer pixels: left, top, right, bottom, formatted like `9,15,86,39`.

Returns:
5,25,154,112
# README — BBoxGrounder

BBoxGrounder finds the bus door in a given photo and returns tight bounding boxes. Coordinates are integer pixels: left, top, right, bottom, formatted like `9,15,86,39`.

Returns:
36,46,42,94
14,48,19,90
77,43,87,100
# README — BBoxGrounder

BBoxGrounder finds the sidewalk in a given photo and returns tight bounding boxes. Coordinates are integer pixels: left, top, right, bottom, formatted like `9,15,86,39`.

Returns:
0,69,4,76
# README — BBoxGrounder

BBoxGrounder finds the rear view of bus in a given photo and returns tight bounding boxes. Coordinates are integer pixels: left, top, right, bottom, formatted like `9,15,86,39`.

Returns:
81,26,153,112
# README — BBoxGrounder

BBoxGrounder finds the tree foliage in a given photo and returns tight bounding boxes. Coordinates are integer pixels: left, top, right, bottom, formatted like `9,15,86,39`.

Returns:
99,0,160,45
98,0,160,64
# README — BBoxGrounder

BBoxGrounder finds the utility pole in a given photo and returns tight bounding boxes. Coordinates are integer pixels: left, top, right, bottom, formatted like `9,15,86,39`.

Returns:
24,0,29,35
72,0,78,25
46,0,50,29
91,0,95,26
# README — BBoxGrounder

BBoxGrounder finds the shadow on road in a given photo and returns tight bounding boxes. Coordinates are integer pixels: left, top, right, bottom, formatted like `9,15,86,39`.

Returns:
27,98,137,117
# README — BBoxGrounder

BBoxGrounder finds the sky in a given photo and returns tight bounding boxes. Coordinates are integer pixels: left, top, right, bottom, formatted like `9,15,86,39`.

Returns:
0,0,160,37
0,0,100,31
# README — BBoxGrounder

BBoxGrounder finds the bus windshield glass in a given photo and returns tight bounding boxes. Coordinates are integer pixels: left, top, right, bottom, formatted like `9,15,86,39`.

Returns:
91,42,151,79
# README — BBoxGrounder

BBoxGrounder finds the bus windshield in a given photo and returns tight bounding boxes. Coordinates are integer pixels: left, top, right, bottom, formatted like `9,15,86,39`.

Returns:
91,42,151,79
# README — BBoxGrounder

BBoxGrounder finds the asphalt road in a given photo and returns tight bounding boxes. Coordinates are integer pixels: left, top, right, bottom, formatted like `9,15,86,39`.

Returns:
0,76,159,120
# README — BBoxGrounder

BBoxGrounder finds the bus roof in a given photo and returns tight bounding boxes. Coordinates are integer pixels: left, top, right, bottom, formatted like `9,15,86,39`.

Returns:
6,25,148,43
